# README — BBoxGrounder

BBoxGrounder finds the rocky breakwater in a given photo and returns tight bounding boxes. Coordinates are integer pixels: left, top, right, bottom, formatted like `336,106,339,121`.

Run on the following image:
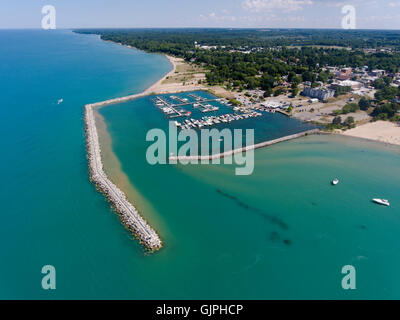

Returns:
84,103,162,252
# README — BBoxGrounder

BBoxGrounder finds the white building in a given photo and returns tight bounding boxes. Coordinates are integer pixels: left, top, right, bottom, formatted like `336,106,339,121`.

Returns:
302,87,335,101
336,80,362,89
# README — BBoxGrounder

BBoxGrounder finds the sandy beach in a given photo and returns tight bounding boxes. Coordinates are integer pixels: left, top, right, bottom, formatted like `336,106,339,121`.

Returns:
146,55,206,94
341,121,400,146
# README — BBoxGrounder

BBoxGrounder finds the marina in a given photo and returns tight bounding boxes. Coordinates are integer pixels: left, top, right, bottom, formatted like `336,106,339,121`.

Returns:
152,94,223,118
83,89,318,252
84,89,319,252
152,93,264,130
173,112,263,130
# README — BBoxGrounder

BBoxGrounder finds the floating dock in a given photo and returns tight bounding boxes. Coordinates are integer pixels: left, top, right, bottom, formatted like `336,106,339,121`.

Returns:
152,95,221,117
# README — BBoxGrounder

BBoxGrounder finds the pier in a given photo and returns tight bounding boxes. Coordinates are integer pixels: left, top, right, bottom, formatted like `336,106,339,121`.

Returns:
169,129,320,161
88,91,148,109
276,109,290,116
152,95,221,117
153,97,187,117
85,103,162,252
170,98,220,108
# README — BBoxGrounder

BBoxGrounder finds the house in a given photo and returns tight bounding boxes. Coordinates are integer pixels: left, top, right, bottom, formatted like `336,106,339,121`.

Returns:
360,76,379,86
337,68,353,80
370,69,386,77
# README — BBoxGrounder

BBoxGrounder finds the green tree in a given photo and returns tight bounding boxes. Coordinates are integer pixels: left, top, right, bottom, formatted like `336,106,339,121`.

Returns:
291,87,299,97
332,116,342,125
341,103,359,114
229,99,242,106
264,88,273,97
358,97,371,110
344,116,355,127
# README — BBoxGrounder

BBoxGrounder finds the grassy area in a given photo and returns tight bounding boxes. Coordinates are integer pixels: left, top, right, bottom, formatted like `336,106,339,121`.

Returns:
162,61,206,85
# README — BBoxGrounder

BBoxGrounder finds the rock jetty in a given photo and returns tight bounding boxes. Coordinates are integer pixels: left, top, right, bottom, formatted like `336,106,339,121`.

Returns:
85,103,162,252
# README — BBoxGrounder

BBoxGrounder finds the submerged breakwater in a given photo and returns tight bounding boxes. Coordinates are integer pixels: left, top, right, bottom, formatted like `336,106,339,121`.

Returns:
85,103,162,251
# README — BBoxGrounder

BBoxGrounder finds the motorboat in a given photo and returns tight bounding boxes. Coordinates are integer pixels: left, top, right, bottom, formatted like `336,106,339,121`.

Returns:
372,199,390,207
331,178,339,185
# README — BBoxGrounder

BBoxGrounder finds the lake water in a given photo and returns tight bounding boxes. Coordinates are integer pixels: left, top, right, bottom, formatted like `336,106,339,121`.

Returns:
1,29,400,299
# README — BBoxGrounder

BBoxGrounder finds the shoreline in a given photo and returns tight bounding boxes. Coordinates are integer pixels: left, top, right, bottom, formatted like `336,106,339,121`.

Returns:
96,33,400,147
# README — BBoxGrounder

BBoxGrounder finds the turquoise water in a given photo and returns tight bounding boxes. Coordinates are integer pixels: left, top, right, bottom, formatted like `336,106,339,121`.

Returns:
100,96,400,299
0,29,171,299
1,30,400,299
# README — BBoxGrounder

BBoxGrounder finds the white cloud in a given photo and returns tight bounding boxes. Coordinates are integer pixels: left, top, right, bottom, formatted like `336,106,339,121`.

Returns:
199,12,239,23
388,1,400,7
242,0,313,12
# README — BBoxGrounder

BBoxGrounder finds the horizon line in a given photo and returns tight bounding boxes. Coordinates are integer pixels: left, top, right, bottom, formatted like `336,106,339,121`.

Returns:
1,27,400,31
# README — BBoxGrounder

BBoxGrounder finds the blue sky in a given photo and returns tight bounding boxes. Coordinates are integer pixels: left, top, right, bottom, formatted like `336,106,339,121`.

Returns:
1,0,400,29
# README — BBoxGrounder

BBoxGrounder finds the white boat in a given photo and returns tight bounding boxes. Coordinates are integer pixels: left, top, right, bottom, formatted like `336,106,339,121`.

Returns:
57,98,63,105
373,199,390,207
331,178,339,185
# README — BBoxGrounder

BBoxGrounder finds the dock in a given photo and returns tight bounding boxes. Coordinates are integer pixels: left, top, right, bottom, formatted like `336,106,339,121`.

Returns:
153,96,189,117
152,95,221,117
276,109,290,116
170,98,220,107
